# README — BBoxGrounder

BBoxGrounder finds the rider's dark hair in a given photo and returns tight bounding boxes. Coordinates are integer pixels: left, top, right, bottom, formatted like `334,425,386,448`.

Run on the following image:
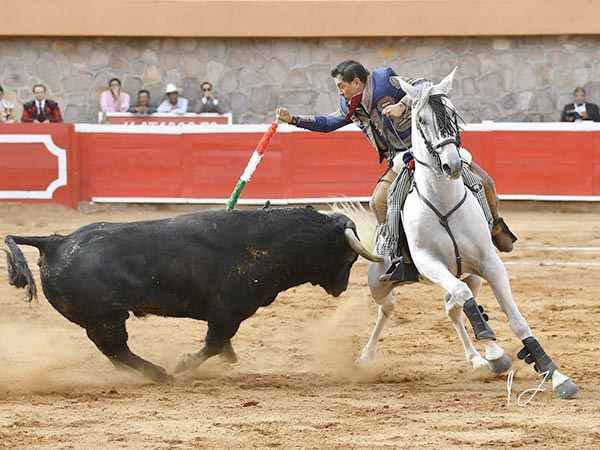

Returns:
331,60,369,83
574,87,586,95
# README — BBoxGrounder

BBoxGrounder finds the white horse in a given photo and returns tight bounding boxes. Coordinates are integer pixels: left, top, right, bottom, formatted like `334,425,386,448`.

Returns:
349,69,579,399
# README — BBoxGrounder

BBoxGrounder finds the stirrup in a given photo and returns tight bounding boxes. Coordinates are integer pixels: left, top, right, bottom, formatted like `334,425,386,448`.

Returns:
379,257,420,285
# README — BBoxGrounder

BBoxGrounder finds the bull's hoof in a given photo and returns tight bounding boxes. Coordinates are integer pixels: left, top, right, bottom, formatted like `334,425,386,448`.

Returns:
554,379,580,400
174,352,204,374
219,352,238,364
487,354,512,374
146,365,173,383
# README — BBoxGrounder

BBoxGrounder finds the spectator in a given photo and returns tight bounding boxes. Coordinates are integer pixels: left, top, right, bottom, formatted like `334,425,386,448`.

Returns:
157,83,188,115
21,84,63,123
128,89,157,115
561,87,600,122
0,86,16,123
100,78,130,113
197,81,222,113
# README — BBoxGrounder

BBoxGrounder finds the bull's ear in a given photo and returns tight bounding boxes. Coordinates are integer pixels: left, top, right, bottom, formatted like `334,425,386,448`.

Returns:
305,204,315,210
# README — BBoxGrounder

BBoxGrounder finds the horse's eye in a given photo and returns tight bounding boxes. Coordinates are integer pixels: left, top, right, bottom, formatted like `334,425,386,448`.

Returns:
418,117,426,125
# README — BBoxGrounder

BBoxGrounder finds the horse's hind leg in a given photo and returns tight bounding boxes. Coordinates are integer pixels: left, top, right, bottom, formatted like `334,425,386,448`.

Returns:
481,254,579,399
85,311,171,383
355,260,396,367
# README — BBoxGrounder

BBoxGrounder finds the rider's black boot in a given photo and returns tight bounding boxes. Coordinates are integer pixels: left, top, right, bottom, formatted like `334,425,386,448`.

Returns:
379,256,420,284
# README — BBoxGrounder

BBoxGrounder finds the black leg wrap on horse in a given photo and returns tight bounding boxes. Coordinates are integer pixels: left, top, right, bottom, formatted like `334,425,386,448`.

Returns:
463,298,496,341
517,337,557,377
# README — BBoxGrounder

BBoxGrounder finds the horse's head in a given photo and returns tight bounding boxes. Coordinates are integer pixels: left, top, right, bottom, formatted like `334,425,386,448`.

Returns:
398,68,463,180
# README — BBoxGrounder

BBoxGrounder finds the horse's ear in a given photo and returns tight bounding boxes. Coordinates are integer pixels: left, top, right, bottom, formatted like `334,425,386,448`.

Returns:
436,67,458,95
396,77,420,101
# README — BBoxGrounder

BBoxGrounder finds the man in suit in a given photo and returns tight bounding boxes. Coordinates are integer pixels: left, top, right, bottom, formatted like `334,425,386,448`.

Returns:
561,87,600,122
21,84,63,123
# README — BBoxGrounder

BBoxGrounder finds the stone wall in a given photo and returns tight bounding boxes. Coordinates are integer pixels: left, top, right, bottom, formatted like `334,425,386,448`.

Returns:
1,35,599,124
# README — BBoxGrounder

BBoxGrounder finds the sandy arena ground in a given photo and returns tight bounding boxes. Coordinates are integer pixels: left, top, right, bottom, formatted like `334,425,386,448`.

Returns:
0,202,598,449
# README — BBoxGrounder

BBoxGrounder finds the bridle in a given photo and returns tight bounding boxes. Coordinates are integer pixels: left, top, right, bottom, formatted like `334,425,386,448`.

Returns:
412,94,462,176
411,93,466,277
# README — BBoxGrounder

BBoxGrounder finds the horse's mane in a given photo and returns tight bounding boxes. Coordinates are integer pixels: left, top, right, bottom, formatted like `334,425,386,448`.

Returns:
428,93,464,138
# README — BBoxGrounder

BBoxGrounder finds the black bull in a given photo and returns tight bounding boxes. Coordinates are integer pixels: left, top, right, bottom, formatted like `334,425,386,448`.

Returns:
4,207,380,382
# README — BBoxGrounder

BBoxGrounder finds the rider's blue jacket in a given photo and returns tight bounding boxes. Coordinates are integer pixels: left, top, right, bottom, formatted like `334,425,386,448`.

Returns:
292,67,426,164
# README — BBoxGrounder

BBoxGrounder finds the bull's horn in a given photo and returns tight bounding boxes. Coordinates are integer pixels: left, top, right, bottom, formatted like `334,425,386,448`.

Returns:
344,228,384,263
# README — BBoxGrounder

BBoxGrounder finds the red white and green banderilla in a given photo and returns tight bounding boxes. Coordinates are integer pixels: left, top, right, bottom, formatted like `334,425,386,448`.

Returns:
226,121,279,211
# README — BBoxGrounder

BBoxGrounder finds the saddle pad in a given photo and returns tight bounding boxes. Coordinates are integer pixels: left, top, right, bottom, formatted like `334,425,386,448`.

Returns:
376,165,494,260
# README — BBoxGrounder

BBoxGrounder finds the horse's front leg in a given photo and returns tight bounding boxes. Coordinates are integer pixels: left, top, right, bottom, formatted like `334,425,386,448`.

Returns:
355,259,396,367
480,253,579,399
414,252,502,363
445,274,512,375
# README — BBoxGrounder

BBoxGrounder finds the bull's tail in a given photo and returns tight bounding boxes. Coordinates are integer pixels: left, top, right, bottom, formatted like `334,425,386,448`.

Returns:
3,235,47,302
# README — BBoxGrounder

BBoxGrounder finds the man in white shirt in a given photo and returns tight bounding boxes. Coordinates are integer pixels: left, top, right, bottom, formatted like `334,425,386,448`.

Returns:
157,83,188,115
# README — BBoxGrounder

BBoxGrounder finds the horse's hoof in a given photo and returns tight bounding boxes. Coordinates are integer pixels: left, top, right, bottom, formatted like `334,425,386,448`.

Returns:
354,347,375,368
470,355,490,373
554,379,580,399
487,354,512,374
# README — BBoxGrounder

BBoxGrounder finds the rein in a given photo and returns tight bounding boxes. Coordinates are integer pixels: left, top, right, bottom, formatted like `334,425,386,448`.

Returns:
412,181,468,278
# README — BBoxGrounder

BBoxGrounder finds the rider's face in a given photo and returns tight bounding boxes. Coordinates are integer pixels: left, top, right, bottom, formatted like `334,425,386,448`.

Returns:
334,75,364,101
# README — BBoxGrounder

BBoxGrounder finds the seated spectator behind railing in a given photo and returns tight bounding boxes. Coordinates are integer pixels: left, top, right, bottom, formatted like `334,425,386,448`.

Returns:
157,83,188,115
197,81,223,114
561,87,600,122
101,78,130,113
128,89,157,115
21,84,63,123
0,85,16,123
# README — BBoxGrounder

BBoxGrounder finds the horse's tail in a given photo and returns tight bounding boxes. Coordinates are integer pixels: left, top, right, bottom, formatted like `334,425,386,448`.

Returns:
331,201,378,252
2,235,48,302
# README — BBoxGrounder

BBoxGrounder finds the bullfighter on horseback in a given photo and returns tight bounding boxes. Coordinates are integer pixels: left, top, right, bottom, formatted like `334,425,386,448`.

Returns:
276,59,516,283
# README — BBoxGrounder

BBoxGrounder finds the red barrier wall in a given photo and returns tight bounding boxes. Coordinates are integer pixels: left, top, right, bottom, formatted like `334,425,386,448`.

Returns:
0,124,78,208
463,130,599,196
1,124,599,209
78,127,382,201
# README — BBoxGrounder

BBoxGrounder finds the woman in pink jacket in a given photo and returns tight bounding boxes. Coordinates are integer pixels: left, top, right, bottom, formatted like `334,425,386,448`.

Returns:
100,78,130,112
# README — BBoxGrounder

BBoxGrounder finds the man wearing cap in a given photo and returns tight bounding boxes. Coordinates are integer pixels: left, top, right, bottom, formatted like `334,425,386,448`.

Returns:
157,83,188,115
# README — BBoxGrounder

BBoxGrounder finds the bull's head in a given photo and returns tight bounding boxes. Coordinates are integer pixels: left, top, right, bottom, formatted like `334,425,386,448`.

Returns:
316,213,382,297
